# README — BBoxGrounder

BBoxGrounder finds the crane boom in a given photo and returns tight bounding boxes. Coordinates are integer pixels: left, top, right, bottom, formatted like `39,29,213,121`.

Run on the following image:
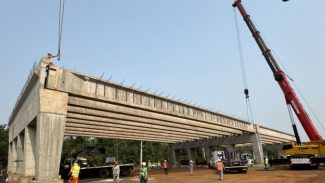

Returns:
232,0,322,141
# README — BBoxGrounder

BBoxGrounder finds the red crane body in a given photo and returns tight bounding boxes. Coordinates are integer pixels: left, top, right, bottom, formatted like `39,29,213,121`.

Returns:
232,0,322,141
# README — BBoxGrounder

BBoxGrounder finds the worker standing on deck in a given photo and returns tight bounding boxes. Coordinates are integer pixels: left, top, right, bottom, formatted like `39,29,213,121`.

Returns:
113,161,120,183
139,162,148,183
216,159,224,181
68,162,80,183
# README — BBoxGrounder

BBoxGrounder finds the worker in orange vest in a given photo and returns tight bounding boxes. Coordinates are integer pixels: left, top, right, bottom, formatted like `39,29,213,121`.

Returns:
216,159,224,180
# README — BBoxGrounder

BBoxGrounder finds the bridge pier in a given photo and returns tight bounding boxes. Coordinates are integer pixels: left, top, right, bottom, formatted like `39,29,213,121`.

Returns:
250,132,264,165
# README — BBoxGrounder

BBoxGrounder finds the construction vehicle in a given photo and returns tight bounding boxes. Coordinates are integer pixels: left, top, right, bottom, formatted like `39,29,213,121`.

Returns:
209,150,248,173
60,147,134,179
232,0,325,168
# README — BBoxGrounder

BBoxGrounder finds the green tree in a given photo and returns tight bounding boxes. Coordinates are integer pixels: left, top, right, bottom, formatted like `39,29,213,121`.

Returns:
0,124,9,166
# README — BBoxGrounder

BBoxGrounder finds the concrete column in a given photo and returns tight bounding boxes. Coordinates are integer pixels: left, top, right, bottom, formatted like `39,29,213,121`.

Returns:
251,133,264,164
202,147,206,159
172,146,177,166
35,113,66,182
23,125,36,176
187,147,193,161
204,146,212,162
191,148,196,161
12,138,17,174
16,133,24,174
7,142,13,174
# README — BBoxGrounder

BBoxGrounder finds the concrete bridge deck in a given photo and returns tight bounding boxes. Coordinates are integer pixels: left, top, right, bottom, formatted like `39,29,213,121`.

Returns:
7,59,295,182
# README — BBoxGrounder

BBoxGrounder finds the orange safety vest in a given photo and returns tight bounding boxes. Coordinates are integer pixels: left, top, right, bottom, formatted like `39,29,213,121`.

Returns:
217,162,224,171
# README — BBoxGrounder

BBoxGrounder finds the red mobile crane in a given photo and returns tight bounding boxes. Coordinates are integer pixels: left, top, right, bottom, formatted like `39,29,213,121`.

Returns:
232,0,325,168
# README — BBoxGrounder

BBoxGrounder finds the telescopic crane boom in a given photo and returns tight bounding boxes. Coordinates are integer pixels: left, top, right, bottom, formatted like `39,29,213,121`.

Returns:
232,0,322,142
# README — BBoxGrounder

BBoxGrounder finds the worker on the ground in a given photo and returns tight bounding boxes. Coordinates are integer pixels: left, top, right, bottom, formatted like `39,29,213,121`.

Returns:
68,162,80,183
139,162,148,183
189,160,194,176
163,160,168,175
264,157,269,170
216,159,224,181
157,161,161,170
147,160,152,171
113,161,120,183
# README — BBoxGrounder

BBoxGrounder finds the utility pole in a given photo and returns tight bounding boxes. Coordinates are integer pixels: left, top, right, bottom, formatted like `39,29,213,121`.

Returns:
140,141,143,165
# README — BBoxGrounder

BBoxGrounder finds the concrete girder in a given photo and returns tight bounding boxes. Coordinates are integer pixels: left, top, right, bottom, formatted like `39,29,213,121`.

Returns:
47,68,255,133
67,114,215,138
258,127,295,142
68,96,243,135
66,111,231,137
260,134,293,143
66,118,206,139
64,128,189,142
172,133,254,149
64,130,178,143
65,121,205,141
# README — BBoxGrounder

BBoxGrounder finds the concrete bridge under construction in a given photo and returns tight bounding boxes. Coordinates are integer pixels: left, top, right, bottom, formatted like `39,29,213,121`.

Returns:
7,59,295,182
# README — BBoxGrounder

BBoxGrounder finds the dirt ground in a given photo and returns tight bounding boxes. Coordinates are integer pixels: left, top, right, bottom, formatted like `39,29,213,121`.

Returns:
78,167,325,183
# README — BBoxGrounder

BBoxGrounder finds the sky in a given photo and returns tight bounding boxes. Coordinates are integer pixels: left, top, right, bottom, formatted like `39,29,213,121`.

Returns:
0,0,324,142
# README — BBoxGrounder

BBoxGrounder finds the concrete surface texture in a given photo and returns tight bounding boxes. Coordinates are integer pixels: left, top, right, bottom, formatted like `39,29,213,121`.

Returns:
7,59,296,182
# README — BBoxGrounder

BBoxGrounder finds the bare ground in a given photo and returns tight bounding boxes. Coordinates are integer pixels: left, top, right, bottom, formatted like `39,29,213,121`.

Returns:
78,166,325,183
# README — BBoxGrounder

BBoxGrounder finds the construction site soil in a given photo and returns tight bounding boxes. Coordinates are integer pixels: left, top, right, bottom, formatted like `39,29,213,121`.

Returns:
77,166,325,183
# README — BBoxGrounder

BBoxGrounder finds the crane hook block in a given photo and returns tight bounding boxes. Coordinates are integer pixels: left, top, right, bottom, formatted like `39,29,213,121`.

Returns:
244,88,249,98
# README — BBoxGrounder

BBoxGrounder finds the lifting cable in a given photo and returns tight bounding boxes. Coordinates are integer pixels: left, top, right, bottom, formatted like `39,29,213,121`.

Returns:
289,76,325,132
57,0,66,61
233,8,254,123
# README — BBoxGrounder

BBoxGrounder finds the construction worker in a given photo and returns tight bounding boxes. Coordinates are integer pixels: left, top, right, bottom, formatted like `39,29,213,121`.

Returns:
264,157,269,170
68,162,80,183
216,159,224,181
139,162,148,183
157,161,161,170
163,160,168,175
113,161,120,183
147,160,152,171
189,160,194,176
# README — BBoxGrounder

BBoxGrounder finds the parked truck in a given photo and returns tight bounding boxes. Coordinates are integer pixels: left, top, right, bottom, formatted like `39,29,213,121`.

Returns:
60,147,134,179
208,150,248,173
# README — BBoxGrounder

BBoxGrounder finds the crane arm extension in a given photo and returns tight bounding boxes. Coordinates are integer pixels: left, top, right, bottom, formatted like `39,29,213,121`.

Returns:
232,0,322,141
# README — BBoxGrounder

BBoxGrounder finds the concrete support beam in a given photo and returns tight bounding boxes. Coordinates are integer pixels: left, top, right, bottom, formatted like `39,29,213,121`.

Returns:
16,133,24,175
173,133,254,149
187,148,193,161
251,133,264,165
12,139,17,174
204,146,212,161
191,148,197,161
23,125,36,176
35,113,66,182
68,97,243,135
172,146,177,167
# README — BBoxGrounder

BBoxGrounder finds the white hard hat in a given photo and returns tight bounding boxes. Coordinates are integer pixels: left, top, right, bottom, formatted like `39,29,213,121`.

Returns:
142,162,146,166
73,162,78,166
217,159,221,162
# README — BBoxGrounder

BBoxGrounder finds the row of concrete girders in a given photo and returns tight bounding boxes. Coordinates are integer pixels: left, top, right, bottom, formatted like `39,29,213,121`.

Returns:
46,66,258,132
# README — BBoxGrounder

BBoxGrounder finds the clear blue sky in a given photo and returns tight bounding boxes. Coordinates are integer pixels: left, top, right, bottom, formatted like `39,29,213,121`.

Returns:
1,0,324,141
